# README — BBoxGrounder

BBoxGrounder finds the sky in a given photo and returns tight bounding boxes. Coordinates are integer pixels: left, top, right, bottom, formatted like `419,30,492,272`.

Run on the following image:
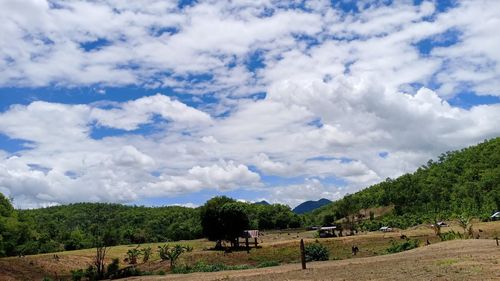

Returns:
0,0,500,209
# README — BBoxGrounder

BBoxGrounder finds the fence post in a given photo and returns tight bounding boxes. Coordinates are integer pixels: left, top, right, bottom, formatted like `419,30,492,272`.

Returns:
245,237,250,253
300,239,306,270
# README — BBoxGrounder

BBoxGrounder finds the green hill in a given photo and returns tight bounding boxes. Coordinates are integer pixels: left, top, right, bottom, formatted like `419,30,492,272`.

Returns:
1,138,499,257
0,197,300,257
305,137,500,229
292,198,332,214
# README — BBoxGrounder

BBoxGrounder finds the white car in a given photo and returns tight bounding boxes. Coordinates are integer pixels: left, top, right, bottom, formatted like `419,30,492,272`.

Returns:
379,226,392,232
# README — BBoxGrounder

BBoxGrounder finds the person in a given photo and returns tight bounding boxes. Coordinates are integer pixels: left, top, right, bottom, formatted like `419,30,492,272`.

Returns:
351,245,359,255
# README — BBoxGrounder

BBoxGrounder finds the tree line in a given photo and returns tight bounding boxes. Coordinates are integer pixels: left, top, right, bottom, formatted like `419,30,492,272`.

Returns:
305,137,500,229
1,137,499,257
0,195,300,257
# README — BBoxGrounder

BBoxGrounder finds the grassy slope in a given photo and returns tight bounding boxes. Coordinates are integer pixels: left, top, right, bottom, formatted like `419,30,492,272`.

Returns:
1,221,499,280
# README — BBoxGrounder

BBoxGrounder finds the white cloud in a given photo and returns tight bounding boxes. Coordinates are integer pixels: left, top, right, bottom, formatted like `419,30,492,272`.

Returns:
0,0,500,207
91,94,212,130
267,178,341,208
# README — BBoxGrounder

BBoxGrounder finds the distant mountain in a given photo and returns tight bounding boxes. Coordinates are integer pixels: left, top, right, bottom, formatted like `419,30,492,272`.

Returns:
293,198,332,214
254,200,270,206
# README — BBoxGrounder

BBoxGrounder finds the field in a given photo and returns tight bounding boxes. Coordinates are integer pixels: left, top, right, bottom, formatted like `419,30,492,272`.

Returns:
1,221,499,280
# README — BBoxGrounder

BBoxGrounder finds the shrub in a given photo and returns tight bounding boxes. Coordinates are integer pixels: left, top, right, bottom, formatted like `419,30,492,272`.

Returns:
70,269,84,281
158,244,193,268
256,260,280,268
304,243,329,262
141,246,152,263
84,265,98,281
439,230,463,241
106,258,120,278
127,247,141,264
172,262,252,274
386,239,419,253
115,266,142,278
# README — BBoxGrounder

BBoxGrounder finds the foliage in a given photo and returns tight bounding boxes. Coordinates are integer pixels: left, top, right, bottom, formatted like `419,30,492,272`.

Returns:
113,266,143,278
106,258,120,279
13,203,202,256
2,189,300,257
141,246,152,263
70,269,85,281
256,260,280,268
306,138,500,228
172,261,252,274
84,265,98,281
126,247,141,264
439,230,463,241
200,197,250,246
386,239,420,253
304,242,329,262
457,215,474,238
158,244,193,268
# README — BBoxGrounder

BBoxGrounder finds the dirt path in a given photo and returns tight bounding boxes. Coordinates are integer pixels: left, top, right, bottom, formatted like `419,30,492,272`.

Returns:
127,239,500,281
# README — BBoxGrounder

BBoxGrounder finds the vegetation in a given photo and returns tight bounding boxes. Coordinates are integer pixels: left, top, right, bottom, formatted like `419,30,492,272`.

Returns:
0,138,498,258
307,138,500,228
386,239,420,253
304,242,330,261
200,197,250,248
0,195,299,257
158,244,193,268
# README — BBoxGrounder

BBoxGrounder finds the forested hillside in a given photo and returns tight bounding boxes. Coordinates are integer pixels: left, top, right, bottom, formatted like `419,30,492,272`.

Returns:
305,138,500,228
0,197,300,257
293,198,332,214
1,138,499,257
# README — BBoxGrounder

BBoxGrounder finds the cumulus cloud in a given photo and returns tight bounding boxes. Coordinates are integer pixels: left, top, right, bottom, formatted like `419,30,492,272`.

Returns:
0,0,499,207
267,178,341,208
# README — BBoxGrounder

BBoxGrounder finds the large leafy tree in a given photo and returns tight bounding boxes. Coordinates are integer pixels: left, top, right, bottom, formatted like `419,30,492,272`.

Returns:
200,196,249,248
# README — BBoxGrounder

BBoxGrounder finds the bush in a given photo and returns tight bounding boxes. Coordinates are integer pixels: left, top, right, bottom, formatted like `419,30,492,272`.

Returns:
70,269,84,281
113,266,142,278
386,239,419,253
172,262,252,274
304,243,329,262
106,258,120,279
84,265,98,281
256,260,280,268
141,246,152,263
439,230,463,241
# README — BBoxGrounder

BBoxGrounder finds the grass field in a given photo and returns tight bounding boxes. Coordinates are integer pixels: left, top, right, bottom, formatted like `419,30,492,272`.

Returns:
1,221,499,280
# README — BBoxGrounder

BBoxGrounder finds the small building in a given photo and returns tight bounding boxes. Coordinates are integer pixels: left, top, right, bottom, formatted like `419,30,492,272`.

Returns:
318,226,337,238
237,230,260,250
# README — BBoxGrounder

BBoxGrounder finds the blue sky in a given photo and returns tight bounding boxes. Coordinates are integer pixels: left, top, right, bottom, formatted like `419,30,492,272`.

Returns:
0,0,499,209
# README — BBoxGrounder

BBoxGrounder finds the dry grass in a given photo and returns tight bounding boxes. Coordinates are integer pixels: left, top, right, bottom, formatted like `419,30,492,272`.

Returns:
126,239,500,281
0,221,498,280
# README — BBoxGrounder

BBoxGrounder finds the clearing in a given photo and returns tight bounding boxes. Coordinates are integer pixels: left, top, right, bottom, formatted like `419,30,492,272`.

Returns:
0,221,499,280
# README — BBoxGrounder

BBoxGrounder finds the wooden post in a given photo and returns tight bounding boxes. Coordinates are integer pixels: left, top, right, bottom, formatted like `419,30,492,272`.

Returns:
254,237,258,248
300,239,306,270
496,237,499,246
245,237,250,253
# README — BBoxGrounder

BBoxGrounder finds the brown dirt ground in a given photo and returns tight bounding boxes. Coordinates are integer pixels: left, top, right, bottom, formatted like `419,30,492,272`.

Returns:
126,239,500,281
1,221,498,280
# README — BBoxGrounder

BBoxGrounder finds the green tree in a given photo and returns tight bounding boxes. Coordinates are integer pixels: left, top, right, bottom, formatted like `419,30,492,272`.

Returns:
157,244,192,268
200,196,250,248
